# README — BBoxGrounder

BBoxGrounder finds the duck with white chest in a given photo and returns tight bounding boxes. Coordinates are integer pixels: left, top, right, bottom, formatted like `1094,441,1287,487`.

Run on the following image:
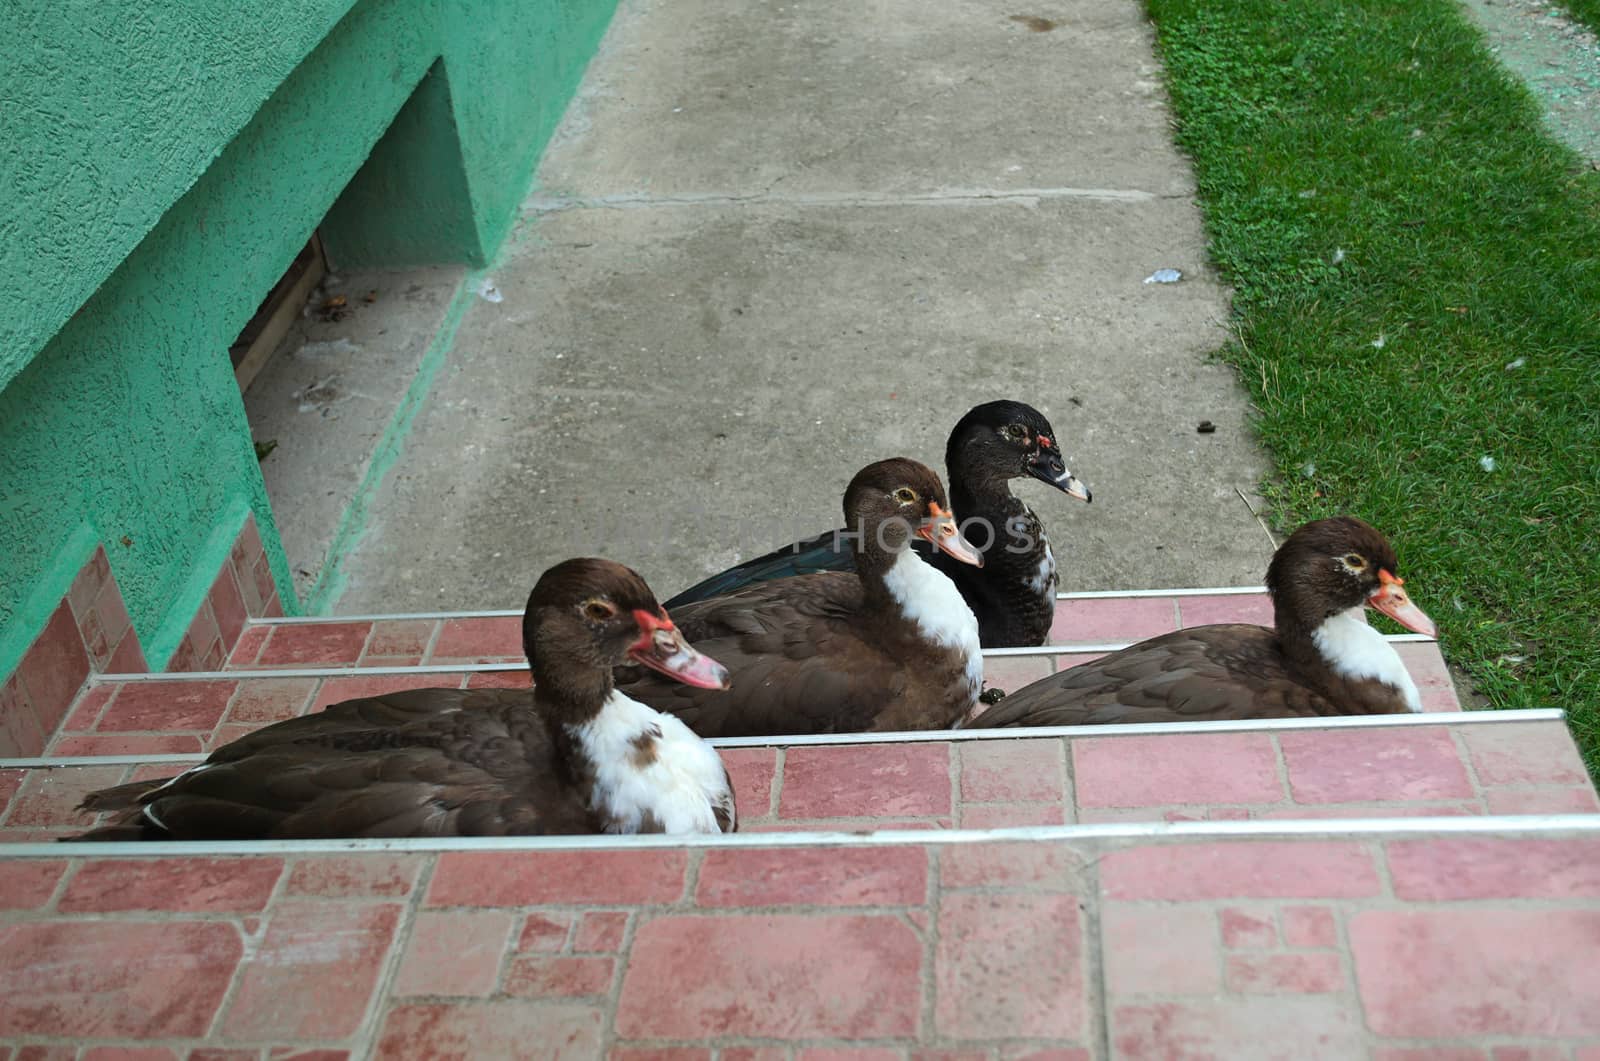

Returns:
970,516,1438,727
71,559,737,840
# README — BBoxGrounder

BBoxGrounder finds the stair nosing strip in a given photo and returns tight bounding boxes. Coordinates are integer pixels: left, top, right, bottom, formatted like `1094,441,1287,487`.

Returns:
3,812,1597,859
2,709,1567,770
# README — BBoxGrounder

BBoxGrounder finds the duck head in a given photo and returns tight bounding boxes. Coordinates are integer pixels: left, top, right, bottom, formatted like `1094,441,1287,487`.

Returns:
843,457,984,566
945,399,1092,502
1265,516,1437,637
523,558,731,690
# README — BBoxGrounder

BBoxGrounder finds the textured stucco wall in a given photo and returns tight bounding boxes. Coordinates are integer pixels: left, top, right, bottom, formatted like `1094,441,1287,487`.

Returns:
0,0,359,392
0,0,617,677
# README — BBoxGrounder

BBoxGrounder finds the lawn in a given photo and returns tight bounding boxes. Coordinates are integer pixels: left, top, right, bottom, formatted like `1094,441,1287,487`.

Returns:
1141,0,1600,771
1559,0,1600,35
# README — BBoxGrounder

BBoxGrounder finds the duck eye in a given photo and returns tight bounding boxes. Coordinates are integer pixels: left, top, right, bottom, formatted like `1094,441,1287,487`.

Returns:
580,598,617,621
893,487,918,504
1004,424,1026,441
1341,553,1367,571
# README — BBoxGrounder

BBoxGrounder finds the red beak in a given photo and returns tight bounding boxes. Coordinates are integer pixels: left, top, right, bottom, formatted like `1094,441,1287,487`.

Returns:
916,501,984,567
1367,570,1437,638
627,610,731,689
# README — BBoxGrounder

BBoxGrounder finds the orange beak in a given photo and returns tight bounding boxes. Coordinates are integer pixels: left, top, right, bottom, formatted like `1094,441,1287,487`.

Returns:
1366,570,1437,638
915,502,984,567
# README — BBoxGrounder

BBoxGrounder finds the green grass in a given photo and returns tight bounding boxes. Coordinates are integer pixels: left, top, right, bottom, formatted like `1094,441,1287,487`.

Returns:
1558,0,1600,36
1141,0,1600,771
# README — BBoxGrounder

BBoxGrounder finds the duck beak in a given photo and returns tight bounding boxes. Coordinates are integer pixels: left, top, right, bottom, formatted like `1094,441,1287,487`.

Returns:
916,502,984,567
1367,570,1438,638
1028,439,1092,502
628,610,731,690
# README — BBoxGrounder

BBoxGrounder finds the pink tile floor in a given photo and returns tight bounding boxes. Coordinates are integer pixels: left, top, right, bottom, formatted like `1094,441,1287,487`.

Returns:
2,831,1598,1057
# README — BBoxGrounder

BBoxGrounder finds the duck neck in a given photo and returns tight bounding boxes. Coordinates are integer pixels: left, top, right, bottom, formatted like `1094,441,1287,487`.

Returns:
951,475,1036,569
1275,597,1421,712
535,665,616,780
858,544,981,652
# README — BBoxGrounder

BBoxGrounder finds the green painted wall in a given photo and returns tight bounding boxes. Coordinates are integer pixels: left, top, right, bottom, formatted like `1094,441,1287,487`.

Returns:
0,0,617,678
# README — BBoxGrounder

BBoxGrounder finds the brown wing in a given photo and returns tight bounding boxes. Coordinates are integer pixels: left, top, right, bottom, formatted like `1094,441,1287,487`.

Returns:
77,688,596,840
971,625,1340,727
621,573,909,737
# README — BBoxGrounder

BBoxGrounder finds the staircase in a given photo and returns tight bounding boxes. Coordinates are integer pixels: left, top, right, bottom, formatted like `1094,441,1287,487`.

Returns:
2,588,1597,1058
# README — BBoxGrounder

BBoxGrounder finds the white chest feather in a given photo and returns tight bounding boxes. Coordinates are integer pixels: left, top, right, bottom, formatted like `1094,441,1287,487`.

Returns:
570,692,734,833
1310,607,1422,712
882,548,984,704
1027,535,1058,602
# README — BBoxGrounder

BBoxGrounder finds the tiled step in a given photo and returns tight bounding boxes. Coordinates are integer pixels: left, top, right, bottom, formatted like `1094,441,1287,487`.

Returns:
4,712,1593,842
2,822,1598,1057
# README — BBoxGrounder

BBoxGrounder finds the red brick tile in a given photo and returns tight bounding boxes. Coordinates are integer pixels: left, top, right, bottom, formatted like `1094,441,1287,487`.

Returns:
1114,999,1362,1058
429,850,688,905
937,892,1083,1038
0,766,21,806
256,622,372,666
610,1051,712,1061
261,592,284,618
1226,952,1343,994
1459,721,1590,786
270,1050,349,1061
1,677,46,758
1176,592,1274,627
66,546,113,619
105,630,148,673
982,655,1053,692
223,900,402,1039
0,920,240,1037
393,910,515,997
180,603,222,673
518,912,575,952
311,673,460,711
800,1052,900,1061
59,683,116,730
231,517,266,590
1219,907,1277,949
1352,908,1600,1036
780,744,952,819
210,566,250,653
1051,596,1177,643
941,840,1081,888
1485,786,1600,813
1005,1051,1091,1061
1102,904,1219,995
720,747,777,817
81,586,134,669
744,817,952,833
1386,837,1600,900
96,679,237,731
227,624,270,666
1254,802,1481,820
207,722,263,748
1393,641,1462,711
81,1049,181,1061
3,766,125,827
1074,732,1283,808
1372,1050,1488,1061
50,734,204,756
365,619,437,659
13,1048,76,1061
430,616,525,660
719,1051,787,1061
463,669,532,689
1575,1050,1600,1061
188,1051,261,1061
697,846,927,907
959,801,1067,828
1279,726,1472,803
504,955,615,998
616,914,921,1038
573,911,630,952
285,854,424,897
60,857,283,913
0,860,66,909
1491,1049,1568,1061
1100,841,1381,900
375,1001,601,1060
16,602,91,733
225,678,317,722
960,738,1064,802
1281,905,1338,948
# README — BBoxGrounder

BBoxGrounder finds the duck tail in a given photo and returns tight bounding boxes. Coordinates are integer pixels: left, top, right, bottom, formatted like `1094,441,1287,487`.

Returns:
77,778,165,813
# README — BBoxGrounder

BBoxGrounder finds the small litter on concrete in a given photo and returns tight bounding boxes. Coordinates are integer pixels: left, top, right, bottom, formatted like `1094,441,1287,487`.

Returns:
1143,268,1182,284
1480,455,1498,472
1505,357,1526,370
1197,420,1216,434
475,277,504,303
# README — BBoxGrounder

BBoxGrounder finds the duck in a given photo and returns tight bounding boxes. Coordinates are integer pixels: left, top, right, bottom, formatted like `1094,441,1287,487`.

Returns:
619,458,985,737
665,400,1091,647
70,559,737,840
969,516,1438,727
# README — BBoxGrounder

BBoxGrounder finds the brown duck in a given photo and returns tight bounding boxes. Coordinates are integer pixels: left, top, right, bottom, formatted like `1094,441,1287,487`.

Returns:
970,516,1438,727
620,458,986,737
71,559,737,840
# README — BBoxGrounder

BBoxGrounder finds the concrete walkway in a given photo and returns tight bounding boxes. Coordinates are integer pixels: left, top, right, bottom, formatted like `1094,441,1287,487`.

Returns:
334,0,1272,613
